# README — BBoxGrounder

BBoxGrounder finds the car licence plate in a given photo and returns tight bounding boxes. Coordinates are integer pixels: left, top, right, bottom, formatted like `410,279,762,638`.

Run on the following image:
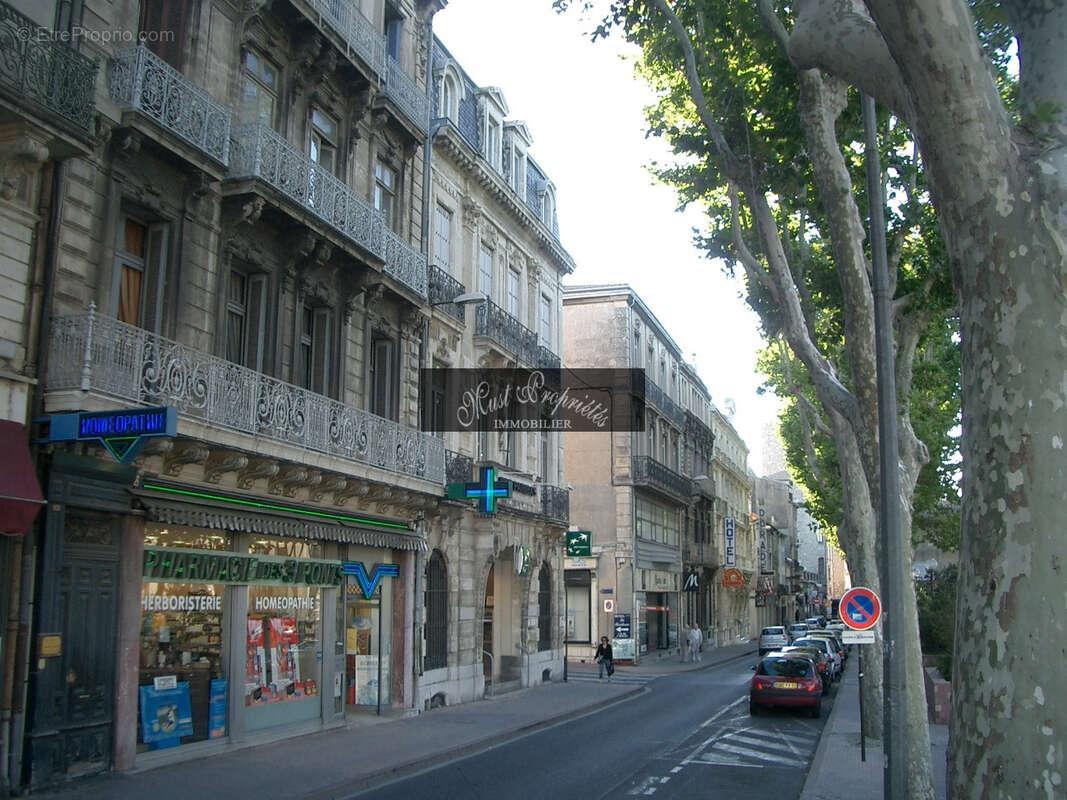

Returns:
776,682,798,689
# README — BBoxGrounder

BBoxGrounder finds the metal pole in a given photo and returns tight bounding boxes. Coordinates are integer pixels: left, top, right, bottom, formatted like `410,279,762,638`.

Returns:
376,587,383,717
859,644,866,762
862,93,906,798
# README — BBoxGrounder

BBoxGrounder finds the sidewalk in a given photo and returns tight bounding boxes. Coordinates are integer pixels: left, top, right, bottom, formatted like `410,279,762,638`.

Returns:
800,656,949,800
38,641,756,800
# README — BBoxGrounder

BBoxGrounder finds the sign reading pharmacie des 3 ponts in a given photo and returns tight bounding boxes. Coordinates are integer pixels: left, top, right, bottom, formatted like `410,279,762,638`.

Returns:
143,549,400,597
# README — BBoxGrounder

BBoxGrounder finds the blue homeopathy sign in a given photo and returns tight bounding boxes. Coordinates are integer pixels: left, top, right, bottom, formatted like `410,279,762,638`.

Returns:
139,681,193,746
38,406,177,462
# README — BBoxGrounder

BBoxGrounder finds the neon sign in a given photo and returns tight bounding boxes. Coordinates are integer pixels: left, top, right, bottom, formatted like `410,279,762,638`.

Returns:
38,406,177,462
447,466,512,514
342,562,400,599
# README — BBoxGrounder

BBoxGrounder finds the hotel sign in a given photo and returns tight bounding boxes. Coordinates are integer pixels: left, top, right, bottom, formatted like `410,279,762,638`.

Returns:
724,517,736,567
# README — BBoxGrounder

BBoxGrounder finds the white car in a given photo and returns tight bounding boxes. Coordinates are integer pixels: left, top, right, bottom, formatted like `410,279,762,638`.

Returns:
793,636,842,679
758,626,790,655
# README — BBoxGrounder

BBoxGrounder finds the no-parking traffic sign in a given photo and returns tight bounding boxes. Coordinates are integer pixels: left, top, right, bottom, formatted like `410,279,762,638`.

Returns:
840,586,881,631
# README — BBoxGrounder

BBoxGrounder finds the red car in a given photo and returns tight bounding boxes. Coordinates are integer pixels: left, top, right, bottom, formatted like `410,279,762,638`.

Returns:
750,653,823,717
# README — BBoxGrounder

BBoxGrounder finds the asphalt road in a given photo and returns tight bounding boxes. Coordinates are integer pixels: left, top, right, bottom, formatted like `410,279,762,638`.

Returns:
348,655,838,800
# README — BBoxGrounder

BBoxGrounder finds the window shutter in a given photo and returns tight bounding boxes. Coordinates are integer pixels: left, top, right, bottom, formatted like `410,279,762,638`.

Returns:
142,223,169,335
246,274,268,372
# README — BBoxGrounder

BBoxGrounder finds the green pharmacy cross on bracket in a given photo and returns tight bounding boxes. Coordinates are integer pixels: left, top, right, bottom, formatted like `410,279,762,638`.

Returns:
447,466,512,514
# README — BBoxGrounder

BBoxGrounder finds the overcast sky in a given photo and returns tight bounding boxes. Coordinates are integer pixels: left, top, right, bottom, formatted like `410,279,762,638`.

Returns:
434,0,783,474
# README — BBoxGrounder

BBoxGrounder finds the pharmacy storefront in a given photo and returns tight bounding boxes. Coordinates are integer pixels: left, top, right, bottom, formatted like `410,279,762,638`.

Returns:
123,486,423,768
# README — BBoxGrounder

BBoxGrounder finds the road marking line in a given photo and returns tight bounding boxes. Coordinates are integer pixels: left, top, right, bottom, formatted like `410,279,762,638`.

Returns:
659,777,670,783
670,767,683,774
699,695,746,728
712,742,807,767
726,733,811,757
772,724,807,760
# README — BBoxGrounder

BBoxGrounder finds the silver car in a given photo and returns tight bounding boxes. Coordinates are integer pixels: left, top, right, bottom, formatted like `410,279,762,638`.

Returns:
793,636,842,679
758,626,790,655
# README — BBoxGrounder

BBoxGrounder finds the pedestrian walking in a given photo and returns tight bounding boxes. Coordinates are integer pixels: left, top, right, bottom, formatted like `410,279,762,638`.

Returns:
687,624,703,663
594,636,614,681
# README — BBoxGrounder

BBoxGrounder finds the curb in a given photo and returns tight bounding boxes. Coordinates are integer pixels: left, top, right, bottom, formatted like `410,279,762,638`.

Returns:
305,683,647,800
798,661,851,799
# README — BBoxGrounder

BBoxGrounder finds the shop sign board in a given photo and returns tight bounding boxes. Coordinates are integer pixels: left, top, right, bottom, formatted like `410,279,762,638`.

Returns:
39,406,177,462
724,517,736,566
341,562,400,599
142,548,345,587
447,465,512,514
566,530,592,557
514,546,531,576
722,568,745,588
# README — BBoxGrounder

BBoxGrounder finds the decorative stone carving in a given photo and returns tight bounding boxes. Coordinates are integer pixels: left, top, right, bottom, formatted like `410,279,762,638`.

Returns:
133,437,173,466
163,441,210,476
203,450,250,483
237,457,279,489
268,465,310,497
0,128,49,203
335,480,370,506
311,473,347,503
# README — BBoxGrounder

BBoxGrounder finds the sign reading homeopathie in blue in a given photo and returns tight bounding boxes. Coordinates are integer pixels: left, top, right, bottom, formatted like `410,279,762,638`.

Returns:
39,406,177,462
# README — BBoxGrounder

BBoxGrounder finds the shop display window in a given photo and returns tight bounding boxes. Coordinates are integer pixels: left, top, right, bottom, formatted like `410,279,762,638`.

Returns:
137,582,227,751
145,524,233,551
246,585,321,726
344,580,392,707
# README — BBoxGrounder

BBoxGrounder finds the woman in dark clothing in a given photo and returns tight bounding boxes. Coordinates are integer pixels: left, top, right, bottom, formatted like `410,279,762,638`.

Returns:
595,636,614,680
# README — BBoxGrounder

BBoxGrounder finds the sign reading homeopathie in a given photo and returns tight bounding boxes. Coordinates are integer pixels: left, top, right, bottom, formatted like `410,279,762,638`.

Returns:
421,369,646,432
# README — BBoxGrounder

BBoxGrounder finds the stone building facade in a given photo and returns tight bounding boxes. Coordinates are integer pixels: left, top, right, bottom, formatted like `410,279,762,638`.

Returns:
562,284,727,663
415,37,574,708
0,0,574,792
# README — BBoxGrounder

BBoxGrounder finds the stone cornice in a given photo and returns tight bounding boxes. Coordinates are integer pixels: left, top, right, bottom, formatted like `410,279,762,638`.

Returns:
433,123,576,276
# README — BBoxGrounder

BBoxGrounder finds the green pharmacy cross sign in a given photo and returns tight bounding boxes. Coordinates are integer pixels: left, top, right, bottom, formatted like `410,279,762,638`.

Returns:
447,466,512,514
566,530,592,557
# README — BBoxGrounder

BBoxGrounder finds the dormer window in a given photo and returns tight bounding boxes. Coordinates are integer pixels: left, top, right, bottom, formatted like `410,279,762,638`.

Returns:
541,185,555,228
511,146,526,196
437,62,464,123
478,89,509,173
504,121,533,198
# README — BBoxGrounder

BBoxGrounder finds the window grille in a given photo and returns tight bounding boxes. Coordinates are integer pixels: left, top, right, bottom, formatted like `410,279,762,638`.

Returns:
424,550,448,670
537,564,552,651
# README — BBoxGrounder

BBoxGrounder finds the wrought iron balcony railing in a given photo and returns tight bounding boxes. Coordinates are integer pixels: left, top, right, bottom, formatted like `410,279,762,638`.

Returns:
383,54,428,135
230,122,381,257
429,265,466,322
474,300,539,366
445,449,473,485
46,310,444,484
109,46,231,166
541,484,570,524
631,455,693,502
536,344,561,369
228,123,427,299
645,379,685,428
0,2,99,136
305,0,385,76
382,227,428,299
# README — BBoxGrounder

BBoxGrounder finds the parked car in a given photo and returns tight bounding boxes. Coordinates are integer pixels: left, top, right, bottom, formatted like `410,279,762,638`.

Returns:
758,625,790,655
750,653,823,717
804,616,823,629
787,622,810,642
793,636,842,679
780,645,834,691
807,629,847,660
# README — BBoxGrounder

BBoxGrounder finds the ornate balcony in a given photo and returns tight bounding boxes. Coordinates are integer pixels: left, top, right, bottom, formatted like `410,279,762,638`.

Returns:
429,265,466,322
645,379,685,428
383,54,428,136
631,455,692,503
474,300,539,366
445,449,473,484
109,46,231,166
536,344,561,369
45,310,445,484
382,228,428,299
0,2,99,137
304,0,385,76
541,484,570,524
229,124,427,299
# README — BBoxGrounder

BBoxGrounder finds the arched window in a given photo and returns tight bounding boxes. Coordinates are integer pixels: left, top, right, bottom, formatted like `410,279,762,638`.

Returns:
424,550,448,670
440,74,457,121
537,563,552,651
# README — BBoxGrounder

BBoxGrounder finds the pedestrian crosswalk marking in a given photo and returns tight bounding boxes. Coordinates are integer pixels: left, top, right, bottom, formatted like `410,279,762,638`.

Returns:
727,732,809,758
